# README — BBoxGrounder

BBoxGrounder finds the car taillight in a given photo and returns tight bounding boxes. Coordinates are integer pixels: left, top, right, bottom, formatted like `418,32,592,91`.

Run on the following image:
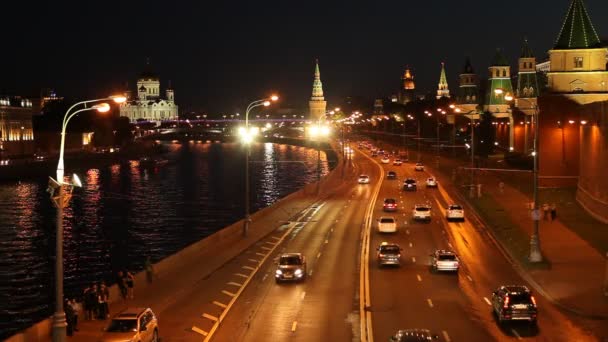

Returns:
503,296,510,309
531,295,537,307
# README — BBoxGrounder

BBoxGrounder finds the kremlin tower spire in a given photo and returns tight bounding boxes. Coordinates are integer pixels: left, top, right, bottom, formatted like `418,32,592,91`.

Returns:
399,66,415,104
457,57,479,112
436,62,450,99
309,59,327,121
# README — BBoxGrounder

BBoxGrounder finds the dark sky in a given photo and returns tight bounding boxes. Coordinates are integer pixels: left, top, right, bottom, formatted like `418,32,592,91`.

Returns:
2,0,607,114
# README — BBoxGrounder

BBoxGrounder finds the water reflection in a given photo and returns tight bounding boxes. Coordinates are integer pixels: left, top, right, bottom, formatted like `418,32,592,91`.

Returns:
0,142,333,339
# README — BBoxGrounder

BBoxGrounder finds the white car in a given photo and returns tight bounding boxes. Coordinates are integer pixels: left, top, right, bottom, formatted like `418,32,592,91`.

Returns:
393,159,402,166
446,204,465,221
377,216,397,233
412,204,432,221
431,250,460,272
426,177,438,187
380,157,390,164
358,174,370,184
414,163,424,171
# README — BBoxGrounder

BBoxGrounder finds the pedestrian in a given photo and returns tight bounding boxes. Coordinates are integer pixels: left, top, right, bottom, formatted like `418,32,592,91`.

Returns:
65,299,75,336
97,282,109,319
542,203,550,220
117,271,127,300
124,271,135,299
144,256,154,284
82,285,92,320
85,283,98,320
69,299,80,332
550,203,557,221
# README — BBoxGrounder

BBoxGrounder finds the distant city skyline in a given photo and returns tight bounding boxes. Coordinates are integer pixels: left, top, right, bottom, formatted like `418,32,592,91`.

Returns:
1,0,607,113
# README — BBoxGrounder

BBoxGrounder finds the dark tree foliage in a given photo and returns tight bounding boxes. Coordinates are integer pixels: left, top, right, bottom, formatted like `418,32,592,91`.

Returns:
477,111,495,159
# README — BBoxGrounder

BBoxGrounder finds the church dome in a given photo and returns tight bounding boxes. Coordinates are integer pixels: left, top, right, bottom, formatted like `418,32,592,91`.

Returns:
138,70,159,81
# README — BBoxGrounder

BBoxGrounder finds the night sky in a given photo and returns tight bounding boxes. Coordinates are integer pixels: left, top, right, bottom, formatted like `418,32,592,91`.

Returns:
2,0,607,114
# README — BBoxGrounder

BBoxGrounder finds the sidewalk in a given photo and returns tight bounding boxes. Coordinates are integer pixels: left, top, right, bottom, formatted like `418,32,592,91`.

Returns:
374,139,608,320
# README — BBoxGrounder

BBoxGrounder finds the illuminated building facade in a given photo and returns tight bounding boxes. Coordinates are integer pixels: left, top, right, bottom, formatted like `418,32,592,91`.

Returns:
398,67,416,104
436,62,450,99
0,96,38,158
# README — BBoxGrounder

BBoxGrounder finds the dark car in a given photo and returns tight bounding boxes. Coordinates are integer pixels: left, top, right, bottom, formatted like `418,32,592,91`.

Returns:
275,253,307,283
389,329,438,341
491,285,538,324
403,178,417,191
383,198,398,212
387,171,397,179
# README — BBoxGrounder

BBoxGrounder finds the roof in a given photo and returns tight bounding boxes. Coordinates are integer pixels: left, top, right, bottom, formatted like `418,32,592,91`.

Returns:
491,49,509,66
520,38,535,58
554,0,602,49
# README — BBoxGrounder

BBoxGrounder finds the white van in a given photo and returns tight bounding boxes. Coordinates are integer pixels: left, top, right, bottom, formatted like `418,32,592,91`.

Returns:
378,216,397,233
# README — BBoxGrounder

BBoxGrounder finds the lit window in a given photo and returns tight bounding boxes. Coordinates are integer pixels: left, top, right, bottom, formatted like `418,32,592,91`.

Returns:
574,57,583,68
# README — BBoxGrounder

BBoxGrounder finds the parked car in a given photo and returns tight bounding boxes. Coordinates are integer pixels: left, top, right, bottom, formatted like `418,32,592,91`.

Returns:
376,242,402,266
275,253,307,283
377,216,397,233
100,307,159,342
446,204,465,221
430,250,460,272
403,178,417,191
491,285,538,324
383,198,398,212
414,163,424,171
412,204,432,221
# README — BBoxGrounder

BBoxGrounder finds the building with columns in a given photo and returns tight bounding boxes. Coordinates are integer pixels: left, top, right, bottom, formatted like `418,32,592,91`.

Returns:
436,62,450,99
0,96,37,158
308,59,327,121
120,64,178,123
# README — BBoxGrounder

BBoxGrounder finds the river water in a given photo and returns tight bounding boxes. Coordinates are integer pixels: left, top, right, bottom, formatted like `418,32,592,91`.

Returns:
0,141,333,339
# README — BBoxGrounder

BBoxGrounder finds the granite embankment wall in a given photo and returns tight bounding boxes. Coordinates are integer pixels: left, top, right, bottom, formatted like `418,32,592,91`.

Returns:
7,142,343,342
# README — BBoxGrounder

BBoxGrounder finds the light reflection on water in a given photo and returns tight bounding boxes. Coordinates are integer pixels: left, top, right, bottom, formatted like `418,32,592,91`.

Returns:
0,142,332,339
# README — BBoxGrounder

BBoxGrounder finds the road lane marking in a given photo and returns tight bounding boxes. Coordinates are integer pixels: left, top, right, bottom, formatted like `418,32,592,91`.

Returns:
442,331,451,342
191,326,208,336
212,301,227,309
234,273,248,278
308,269,313,277
248,258,259,263
300,291,306,300
417,274,422,282
242,265,255,271
255,252,266,257
262,274,268,282
511,329,522,340
317,252,322,258
427,299,434,308
448,242,453,248
412,257,416,263
291,321,298,332
264,241,276,245
222,290,236,297
409,242,413,248
466,275,473,282
483,297,492,306
227,282,242,287
261,246,272,251
270,236,281,240
406,229,410,235
202,313,219,322
325,239,329,244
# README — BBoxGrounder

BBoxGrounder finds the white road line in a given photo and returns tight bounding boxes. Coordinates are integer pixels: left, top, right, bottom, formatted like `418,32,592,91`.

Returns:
442,330,451,342
261,246,272,251
317,252,322,258
427,299,434,308
300,291,306,300
202,313,219,322
191,326,208,336
412,257,416,263
227,282,242,287
331,228,334,232
417,274,422,282
270,236,281,240
483,297,492,306
406,229,410,235
255,252,266,257
466,275,473,282
409,242,413,248
291,321,298,332
264,241,275,245
234,273,248,278
448,242,453,248
222,290,236,297
242,265,255,271
324,239,328,244
511,329,522,340
308,269,313,277
262,274,268,282
248,258,259,263
212,301,227,309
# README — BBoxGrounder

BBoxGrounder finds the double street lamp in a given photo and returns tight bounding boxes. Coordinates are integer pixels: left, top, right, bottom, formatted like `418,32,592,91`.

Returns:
51,95,126,342
238,95,279,237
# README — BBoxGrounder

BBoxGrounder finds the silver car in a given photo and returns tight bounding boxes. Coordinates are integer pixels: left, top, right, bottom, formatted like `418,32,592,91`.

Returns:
275,253,307,282
376,242,402,266
431,250,460,272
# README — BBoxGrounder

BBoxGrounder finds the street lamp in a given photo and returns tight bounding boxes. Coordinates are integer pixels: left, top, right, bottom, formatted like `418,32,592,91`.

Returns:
51,96,123,342
309,121,330,182
454,107,479,197
239,95,279,237
503,94,542,262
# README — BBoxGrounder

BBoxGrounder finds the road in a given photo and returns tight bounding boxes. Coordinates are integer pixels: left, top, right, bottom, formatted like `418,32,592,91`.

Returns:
154,142,596,341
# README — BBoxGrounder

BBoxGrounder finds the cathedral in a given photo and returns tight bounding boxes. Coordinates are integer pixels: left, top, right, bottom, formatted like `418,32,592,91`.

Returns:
120,63,178,123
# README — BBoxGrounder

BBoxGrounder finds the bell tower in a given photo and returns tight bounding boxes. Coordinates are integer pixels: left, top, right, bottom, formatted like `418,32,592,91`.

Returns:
309,59,327,121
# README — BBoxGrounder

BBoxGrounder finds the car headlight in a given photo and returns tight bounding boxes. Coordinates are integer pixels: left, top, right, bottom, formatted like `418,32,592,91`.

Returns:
275,269,282,275
294,269,303,276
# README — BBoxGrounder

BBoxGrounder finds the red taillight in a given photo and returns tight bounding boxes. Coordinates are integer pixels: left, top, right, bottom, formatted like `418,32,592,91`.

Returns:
503,296,510,309
531,295,537,307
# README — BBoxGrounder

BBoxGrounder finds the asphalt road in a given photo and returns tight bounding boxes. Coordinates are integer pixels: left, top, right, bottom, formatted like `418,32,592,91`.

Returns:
154,143,597,342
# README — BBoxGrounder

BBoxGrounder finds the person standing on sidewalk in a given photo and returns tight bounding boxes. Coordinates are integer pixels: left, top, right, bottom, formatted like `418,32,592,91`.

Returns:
116,271,127,300
85,283,98,320
542,203,550,220
145,256,154,284
550,203,557,221
65,298,75,336
124,270,135,299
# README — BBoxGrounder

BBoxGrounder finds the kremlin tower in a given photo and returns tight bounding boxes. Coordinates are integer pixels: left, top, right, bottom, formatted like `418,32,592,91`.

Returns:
308,59,327,121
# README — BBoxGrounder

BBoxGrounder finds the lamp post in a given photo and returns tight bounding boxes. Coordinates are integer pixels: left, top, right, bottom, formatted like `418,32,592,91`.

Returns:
51,96,125,342
454,107,478,197
239,95,279,237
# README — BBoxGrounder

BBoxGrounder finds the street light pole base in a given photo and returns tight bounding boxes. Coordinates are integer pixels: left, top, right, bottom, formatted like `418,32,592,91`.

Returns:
243,217,251,237
52,311,67,342
529,235,543,263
